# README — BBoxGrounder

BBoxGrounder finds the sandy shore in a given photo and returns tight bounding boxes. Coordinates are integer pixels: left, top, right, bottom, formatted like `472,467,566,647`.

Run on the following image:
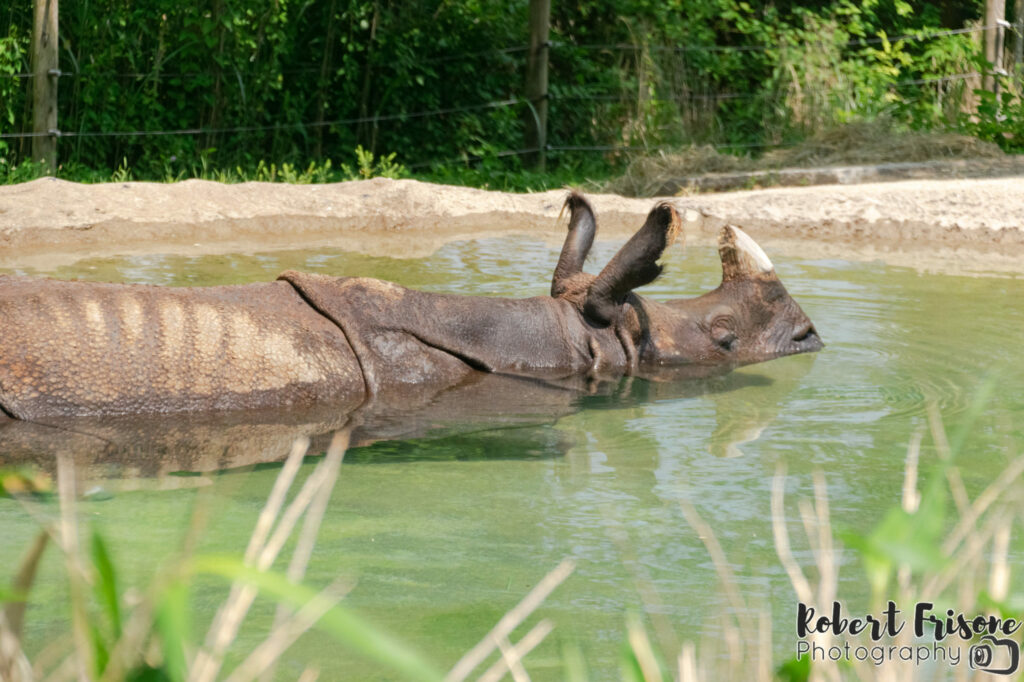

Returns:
2,175,1022,275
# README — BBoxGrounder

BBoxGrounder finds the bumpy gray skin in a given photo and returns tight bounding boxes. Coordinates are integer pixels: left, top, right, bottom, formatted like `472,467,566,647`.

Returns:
0,194,822,421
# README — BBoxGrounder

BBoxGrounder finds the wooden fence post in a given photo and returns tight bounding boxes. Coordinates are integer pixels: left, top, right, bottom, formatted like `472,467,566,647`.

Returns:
31,0,58,172
985,0,1007,92
524,0,550,171
1014,0,1024,86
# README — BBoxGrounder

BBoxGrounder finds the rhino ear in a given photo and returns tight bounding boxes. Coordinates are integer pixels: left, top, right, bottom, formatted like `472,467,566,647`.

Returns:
583,201,682,325
551,191,597,297
719,225,776,282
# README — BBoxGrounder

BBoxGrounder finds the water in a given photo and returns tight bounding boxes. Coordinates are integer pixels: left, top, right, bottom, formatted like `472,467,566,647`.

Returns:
1,237,1023,679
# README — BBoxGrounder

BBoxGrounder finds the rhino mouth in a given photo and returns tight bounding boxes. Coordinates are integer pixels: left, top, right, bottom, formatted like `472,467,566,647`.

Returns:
787,323,824,355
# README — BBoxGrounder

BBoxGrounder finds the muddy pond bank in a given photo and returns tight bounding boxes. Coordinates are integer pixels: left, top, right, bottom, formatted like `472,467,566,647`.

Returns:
1,175,1022,276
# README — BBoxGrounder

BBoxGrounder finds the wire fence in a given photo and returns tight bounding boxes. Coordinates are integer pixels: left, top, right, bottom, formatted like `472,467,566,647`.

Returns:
562,23,996,54
0,22,1006,168
0,24,998,81
0,70,987,141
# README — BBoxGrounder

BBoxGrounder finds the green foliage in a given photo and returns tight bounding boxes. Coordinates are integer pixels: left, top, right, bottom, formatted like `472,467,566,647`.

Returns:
0,495,445,682
960,88,1024,152
841,474,950,597
0,27,28,137
111,158,134,183
0,0,1004,186
194,556,443,681
340,145,407,180
0,468,52,497
776,654,812,682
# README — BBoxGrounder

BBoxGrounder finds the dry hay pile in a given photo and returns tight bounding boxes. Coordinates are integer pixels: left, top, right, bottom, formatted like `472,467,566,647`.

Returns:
605,121,1006,197
762,121,1005,166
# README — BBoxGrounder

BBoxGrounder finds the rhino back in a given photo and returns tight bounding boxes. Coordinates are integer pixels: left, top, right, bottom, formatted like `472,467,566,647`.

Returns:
0,276,365,418
279,272,604,397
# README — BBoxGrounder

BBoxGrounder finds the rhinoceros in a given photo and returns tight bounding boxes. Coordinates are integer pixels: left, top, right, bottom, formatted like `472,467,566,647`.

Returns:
0,193,822,421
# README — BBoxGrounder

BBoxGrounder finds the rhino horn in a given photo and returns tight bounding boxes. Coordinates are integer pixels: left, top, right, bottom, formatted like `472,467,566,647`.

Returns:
718,225,775,281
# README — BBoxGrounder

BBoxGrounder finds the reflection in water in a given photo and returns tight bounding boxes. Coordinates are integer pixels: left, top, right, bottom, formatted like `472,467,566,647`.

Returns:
0,360,814,477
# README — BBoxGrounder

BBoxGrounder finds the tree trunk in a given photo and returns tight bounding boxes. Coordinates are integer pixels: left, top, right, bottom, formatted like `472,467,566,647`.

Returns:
31,0,58,172
523,0,550,171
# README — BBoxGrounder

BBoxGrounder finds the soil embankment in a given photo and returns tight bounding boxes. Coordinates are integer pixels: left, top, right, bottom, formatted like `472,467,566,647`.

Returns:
1,175,1022,275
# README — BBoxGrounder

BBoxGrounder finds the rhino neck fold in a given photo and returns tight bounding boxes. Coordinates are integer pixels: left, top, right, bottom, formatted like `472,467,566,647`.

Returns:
277,271,608,399
279,273,373,405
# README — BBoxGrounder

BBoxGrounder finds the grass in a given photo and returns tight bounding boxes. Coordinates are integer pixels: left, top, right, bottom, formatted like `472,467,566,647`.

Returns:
1,120,1012,196
0,432,447,682
2,389,1022,680
619,392,1024,682
0,144,617,194
0,431,577,682
603,120,1009,197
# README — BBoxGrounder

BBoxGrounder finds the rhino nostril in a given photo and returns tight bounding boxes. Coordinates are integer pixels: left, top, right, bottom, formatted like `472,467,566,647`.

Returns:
792,323,816,343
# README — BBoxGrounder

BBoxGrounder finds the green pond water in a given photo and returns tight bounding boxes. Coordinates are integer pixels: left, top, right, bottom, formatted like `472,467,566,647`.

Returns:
1,236,1023,680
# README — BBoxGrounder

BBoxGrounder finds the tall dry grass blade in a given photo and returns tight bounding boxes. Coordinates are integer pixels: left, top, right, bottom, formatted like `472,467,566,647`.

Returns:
941,455,1024,555
677,642,697,682
296,667,319,682
223,579,351,682
602,512,679,658
770,465,812,604
0,529,50,682
192,436,347,682
33,633,73,681
494,636,531,682
811,472,836,608
445,560,574,682
3,530,49,649
260,431,349,682
678,501,746,620
722,624,742,673
797,496,832,603
41,653,77,682
288,432,348,582
927,403,969,515
0,611,34,682
901,429,923,513
193,438,311,681
258,446,344,569
757,611,772,682
926,509,1007,597
56,454,92,682
988,522,1011,602
477,621,553,682
927,403,951,460
246,438,310,564
625,616,661,682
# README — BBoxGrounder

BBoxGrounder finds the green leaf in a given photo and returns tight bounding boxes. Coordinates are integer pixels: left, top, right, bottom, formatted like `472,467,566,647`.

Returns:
91,530,123,638
90,623,111,678
155,580,190,682
841,472,949,595
190,556,443,682
777,654,812,682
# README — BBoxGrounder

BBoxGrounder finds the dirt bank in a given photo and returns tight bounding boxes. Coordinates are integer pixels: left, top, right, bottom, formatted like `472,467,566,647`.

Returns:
1,175,1022,275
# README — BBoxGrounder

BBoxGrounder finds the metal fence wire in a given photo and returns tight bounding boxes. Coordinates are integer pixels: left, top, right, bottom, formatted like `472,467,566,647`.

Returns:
0,23,1004,167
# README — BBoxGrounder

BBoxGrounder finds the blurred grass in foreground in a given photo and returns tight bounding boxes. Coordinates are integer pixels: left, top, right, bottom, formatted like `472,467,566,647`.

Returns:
1,383,1021,681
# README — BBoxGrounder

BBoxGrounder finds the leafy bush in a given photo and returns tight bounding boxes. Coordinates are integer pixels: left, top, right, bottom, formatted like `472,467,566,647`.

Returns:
0,0,1002,184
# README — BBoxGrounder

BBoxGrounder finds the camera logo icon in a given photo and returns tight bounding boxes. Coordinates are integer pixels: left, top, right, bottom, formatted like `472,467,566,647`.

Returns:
969,635,1020,675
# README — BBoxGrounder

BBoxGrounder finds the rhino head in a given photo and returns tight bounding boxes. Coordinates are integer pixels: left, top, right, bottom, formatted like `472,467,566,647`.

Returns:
552,193,823,375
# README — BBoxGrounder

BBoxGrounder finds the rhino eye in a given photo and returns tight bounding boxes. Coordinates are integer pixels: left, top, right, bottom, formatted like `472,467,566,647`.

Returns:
711,325,737,352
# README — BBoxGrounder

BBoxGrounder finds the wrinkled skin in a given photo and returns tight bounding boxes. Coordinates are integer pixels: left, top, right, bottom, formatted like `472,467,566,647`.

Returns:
0,193,822,423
